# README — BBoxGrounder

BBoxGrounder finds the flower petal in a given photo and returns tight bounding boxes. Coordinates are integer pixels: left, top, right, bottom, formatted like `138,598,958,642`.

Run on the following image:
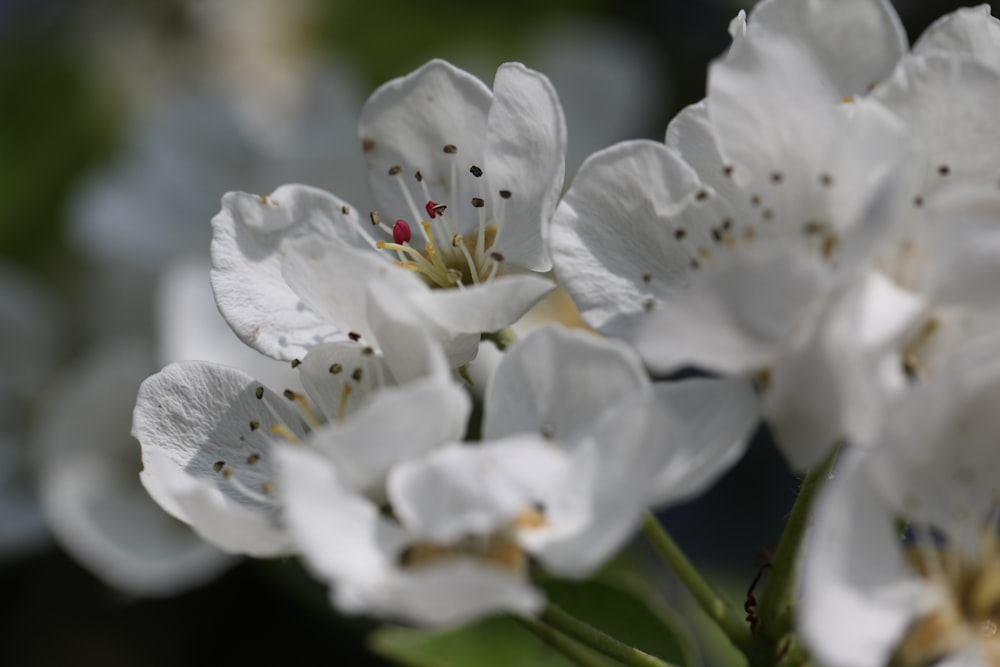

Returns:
210,184,370,360
551,139,701,333
912,5,1000,68
36,341,233,595
359,59,492,225
483,63,566,271
744,0,906,98
389,437,572,544
647,377,759,505
409,272,555,336
482,326,646,445
133,361,306,555
634,249,830,375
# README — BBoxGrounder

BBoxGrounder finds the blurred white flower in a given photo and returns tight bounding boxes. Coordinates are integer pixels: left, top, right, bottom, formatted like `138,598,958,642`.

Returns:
552,0,914,468
801,343,1000,667
34,340,234,596
211,59,564,366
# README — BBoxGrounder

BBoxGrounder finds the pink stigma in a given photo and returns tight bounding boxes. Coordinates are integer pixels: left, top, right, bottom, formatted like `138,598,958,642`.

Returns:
393,219,412,245
425,200,441,219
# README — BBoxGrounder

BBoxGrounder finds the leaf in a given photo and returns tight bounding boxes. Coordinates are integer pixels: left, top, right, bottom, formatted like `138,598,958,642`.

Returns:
369,576,693,667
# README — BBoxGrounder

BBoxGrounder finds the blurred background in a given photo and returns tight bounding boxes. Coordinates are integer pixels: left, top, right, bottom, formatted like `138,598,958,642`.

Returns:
0,0,977,664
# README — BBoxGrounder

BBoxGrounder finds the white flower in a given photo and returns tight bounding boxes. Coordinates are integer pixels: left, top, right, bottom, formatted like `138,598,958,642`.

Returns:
35,340,234,596
131,283,471,556
551,0,913,468
800,344,1000,667
211,59,564,366
277,326,758,626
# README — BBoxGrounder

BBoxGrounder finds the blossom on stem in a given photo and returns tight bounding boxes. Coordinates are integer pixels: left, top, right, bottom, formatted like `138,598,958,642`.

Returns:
211,59,565,367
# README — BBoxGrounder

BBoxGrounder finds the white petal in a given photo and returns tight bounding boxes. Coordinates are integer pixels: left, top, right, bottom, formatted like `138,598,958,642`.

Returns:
800,455,924,667
410,272,555,335
359,59,492,224
306,376,471,498
389,438,572,544
483,63,566,271
276,446,405,585
912,5,1000,69
279,233,426,345
647,377,759,505
133,362,306,555
745,0,905,97
340,561,543,628
36,341,233,595
924,189,1000,309
157,256,302,391
873,53,1000,199
634,250,830,375
551,139,701,333
210,184,369,360
482,326,646,445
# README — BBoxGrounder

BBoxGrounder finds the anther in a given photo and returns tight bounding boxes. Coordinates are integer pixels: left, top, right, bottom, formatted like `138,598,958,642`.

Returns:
250,420,260,431
914,196,925,208
470,165,483,177
499,190,512,199
425,201,441,218
262,482,275,494
362,347,375,356
443,144,457,154
393,219,412,245
819,173,833,187
642,273,652,283
370,211,382,226
938,164,951,176
352,368,363,382
329,363,343,374
362,138,376,152
711,228,723,243
674,228,687,240
750,194,761,207
415,170,423,182
213,461,225,473
388,165,402,176
432,203,447,217
451,234,464,247
722,165,734,177
490,251,505,262
255,386,264,400
291,358,301,368
341,205,350,214
471,197,485,208
283,389,297,400
247,454,260,465
643,298,656,312
770,171,783,184
695,190,709,201
348,332,361,342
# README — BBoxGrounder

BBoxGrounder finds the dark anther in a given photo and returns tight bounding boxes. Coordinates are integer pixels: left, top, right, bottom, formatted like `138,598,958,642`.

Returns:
443,144,457,154
388,165,402,176
471,197,485,208
470,165,483,177
348,331,361,342
255,386,264,400
250,420,260,431
329,363,343,375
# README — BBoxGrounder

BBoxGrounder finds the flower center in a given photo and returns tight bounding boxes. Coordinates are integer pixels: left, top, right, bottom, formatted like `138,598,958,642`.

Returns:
890,526,1000,667
368,145,513,289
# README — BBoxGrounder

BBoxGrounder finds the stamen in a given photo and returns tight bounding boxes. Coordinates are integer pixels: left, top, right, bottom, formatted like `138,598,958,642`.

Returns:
269,423,301,444
452,234,480,285
283,389,321,428
221,465,276,505
338,383,353,423
393,219,412,245
393,173,428,242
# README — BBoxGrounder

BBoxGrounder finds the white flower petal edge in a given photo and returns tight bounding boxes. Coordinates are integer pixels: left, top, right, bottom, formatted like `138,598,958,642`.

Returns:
743,0,906,98
211,184,370,361
912,5,1000,69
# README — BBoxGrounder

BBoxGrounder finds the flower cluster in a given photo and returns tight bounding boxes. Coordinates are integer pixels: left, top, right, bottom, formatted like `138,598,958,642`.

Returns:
131,1,1000,665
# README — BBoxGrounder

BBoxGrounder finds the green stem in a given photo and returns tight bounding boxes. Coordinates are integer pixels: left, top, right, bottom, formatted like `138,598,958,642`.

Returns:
482,327,518,351
514,615,606,667
540,603,678,667
642,514,754,657
755,448,838,649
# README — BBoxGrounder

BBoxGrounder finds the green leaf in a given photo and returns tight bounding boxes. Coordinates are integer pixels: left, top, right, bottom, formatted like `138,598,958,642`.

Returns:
369,577,693,667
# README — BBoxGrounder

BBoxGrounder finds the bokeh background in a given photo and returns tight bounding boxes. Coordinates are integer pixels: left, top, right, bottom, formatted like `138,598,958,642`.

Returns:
0,0,977,664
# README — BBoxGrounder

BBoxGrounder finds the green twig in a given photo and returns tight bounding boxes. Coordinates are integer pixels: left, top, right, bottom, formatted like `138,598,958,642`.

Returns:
754,448,838,653
514,615,607,667
539,603,678,667
642,514,754,657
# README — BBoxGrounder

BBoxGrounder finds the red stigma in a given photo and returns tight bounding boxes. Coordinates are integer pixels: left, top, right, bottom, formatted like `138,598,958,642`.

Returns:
425,200,441,219
393,219,412,245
